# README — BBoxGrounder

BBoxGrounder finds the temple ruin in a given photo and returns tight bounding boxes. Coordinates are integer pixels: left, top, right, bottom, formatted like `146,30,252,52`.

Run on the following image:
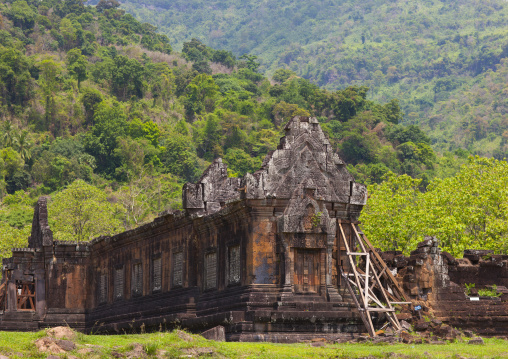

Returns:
1,117,508,341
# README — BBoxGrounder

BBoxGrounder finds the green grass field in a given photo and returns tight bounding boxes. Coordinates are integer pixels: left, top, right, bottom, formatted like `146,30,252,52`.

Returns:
0,330,507,358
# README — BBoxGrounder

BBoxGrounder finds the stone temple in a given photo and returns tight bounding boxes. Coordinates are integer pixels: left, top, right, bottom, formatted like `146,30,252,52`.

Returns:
2,116,508,340
0,117,370,340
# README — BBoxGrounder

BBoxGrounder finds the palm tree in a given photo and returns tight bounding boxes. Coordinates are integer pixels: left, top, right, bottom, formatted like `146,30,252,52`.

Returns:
1,121,15,148
13,130,32,161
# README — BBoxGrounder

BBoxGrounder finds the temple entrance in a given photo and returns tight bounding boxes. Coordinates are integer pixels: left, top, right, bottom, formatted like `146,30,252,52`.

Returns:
293,248,320,293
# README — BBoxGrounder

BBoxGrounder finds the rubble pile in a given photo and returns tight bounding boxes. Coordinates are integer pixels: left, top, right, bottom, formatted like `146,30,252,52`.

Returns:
381,237,508,337
336,318,485,345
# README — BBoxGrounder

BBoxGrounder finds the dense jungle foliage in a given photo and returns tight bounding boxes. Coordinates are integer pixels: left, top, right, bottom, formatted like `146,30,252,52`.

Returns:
119,0,508,158
0,0,504,260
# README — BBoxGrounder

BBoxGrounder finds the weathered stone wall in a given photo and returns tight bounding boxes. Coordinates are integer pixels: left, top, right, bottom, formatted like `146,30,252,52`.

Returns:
381,239,508,336
448,250,508,288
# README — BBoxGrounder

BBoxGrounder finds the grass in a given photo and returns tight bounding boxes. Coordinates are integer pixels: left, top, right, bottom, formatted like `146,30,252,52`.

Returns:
0,330,507,358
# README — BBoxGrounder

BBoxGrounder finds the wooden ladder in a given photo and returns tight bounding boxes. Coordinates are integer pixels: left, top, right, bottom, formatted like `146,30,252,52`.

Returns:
338,220,412,337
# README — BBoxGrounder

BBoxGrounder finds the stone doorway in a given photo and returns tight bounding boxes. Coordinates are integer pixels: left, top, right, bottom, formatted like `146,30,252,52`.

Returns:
293,248,320,293
16,281,35,311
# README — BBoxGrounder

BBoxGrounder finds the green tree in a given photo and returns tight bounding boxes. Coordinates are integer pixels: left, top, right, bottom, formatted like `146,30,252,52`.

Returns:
194,114,222,160
6,0,36,31
272,68,296,84
420,156,508,255
32,151,93,191
80,87,103,125
111,55,145,100
67,48,88,88
360,173,422,254
0,147,24,180
361,157,508,256
183,74,219,120
223,148,262,176
160,134,201,182
0,47,33,111
55,0,86,18
0,221,30,260
339,131,379,165
37,57,62,129
383,99,403,124
49,179,123,242
83,101,128,175
182,38,211,62
247,128,279,157
116,172,180,228
212,49,236,68
12,130,31,161
149,63,175,108
96,0,120,12
60,18,77,50
397,142,436,168
128,118,160,147
1,122,16,148
113,137,159,180
239,54,260,72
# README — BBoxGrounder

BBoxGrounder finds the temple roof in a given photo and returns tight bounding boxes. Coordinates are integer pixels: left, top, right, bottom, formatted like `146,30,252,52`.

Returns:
183,116,367,215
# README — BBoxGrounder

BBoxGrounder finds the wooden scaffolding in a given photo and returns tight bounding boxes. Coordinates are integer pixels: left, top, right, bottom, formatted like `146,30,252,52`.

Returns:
0,282,6,311
16,281,36,311
338,220,411,337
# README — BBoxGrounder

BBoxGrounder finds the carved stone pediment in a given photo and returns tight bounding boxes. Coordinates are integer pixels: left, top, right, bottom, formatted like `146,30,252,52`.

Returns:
183,159,241,215
278,179,336,235
244,117,366,205
183,117,367,216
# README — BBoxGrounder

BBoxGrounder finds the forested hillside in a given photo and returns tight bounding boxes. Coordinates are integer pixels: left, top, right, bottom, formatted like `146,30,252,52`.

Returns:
119,0,508,157
0,0,474,258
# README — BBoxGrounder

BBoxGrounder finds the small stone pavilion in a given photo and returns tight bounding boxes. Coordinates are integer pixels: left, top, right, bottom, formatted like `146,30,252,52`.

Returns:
0,117,371,341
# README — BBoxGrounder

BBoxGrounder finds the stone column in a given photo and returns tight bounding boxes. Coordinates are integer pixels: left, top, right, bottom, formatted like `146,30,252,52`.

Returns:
35,269,46,317
326,233,342,301
7,280,16,312
281,239,293,301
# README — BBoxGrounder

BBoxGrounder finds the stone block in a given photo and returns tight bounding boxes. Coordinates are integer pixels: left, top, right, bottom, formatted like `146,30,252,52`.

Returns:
417,238,434,248
414,320,430,332
463,250,494,264
350,183,367,205
441,251,457,266
182,183,204,209
468,337,484,345
201,326,226,342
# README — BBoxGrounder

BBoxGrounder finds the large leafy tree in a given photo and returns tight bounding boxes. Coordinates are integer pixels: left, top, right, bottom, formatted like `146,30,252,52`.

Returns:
361,156,508,256
49,179,123,242
183,74,219,120
83,101,128,175
0,47,33,112
360,173,422,253
6,0,37,30
223,148,261,177
160,133,201,182
37,57,62,130
420,157,508,255
111,55,145,100
67,48,88,88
